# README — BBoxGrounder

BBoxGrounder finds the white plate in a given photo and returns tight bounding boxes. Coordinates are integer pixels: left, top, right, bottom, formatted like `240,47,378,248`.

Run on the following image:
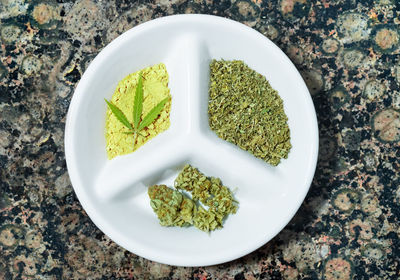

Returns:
65,15,318,267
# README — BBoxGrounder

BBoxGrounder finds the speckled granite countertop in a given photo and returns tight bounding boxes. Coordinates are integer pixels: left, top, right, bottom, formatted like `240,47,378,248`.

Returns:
1,0,400,279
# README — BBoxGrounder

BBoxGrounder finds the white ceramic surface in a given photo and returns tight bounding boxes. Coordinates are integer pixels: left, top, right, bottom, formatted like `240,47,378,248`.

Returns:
65,14,318,267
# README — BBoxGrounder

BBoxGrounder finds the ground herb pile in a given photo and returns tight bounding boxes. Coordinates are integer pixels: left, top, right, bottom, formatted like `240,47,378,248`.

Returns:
148,164,238,232
208,60,291,166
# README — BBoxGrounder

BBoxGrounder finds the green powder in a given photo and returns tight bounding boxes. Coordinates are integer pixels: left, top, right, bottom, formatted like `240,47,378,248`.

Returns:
148,164,238,232
208,60,291,166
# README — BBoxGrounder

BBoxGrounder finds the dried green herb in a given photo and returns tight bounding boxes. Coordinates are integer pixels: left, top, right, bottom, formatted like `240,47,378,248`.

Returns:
175,164,237,229
208,60,291,166
148,184,195,227
148,164,238,232
105,72,169,148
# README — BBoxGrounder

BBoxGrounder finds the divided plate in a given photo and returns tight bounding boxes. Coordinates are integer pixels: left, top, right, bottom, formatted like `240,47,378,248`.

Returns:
65,15,318,267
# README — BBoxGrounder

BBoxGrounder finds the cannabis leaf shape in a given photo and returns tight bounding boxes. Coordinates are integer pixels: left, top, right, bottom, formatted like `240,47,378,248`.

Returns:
105,72,169,148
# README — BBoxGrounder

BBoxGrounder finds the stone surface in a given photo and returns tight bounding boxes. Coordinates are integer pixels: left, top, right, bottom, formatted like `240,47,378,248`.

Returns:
0,0,399,279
